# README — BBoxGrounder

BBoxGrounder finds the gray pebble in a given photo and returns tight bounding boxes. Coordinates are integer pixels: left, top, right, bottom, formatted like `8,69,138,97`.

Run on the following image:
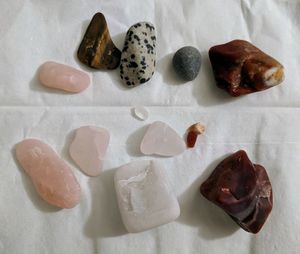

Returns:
172,46,201,81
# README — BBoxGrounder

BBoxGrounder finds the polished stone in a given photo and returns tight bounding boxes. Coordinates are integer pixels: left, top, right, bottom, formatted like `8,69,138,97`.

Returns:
173,46,201,81
186,122,205,148
69,126,110,176
209,40,284,96
15,139,81,209
39,61,90,93
120,22,156,87
140,121,186,157
133,106,149,121
77,13,121,69
114,160,180,233
200,150,273,234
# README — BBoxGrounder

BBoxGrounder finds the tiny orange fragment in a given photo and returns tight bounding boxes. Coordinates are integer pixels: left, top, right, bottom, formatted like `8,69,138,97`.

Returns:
186,123,205,148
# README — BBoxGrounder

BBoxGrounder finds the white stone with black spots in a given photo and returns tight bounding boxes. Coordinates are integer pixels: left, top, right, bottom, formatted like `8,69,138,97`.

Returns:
120,22,156,87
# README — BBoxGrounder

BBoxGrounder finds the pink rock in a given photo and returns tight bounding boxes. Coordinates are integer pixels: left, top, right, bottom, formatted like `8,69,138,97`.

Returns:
15,139,81,209
39,61,90,93
114,160,180,233
69,126,110,176
140,121,186,157
133,106,149,121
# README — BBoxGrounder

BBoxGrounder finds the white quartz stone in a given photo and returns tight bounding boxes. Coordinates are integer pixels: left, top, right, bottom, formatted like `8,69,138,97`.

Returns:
69,126,110,176
133,106,149,121
114,160,180,233
140,121,186,156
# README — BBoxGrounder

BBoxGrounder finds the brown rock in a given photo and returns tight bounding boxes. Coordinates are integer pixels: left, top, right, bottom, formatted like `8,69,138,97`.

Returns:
77,13,121,69
209,40,284,96
186,123,205,148
200,150,273,234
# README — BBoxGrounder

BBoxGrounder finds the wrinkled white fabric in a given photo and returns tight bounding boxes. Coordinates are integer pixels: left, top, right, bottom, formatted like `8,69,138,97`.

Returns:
0,0,300,253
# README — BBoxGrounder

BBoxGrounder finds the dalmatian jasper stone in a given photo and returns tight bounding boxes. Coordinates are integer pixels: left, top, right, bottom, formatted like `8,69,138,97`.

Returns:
120,22,156,87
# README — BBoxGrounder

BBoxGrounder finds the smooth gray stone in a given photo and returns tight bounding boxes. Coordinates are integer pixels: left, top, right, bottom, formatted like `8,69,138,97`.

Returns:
172,46,201,81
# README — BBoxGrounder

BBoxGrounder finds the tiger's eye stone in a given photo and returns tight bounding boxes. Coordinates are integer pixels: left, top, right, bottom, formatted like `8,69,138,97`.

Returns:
77,13,121,70
200,150,273,234
209,40,284,96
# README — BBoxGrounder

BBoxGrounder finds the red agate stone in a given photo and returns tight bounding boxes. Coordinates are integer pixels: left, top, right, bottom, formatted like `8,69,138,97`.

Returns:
200,150,273,234
209,40,284,96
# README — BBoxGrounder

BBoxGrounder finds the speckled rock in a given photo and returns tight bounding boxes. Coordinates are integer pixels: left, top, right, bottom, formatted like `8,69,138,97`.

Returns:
120,22,156,87
172,46,201,81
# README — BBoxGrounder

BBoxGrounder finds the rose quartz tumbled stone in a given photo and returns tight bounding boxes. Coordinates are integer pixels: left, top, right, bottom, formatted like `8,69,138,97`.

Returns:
39,61,90,93
69,126,110,177
140,121,186,157
15,139,81,209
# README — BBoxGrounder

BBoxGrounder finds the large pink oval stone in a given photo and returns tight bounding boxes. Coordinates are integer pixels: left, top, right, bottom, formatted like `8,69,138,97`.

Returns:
39,61,90,93
15,139,81,209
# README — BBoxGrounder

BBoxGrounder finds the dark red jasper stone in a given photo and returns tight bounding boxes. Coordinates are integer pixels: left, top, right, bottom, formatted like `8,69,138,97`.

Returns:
209,40,284,96
200,150,273,234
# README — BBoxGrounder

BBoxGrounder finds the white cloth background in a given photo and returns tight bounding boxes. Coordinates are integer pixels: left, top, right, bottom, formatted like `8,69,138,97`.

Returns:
0,0,299,253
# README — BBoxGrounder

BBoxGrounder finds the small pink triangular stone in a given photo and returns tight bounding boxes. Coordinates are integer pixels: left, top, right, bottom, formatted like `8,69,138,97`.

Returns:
39,61,90,93
15,139,81,209
140,121,186,157
69,126,110,176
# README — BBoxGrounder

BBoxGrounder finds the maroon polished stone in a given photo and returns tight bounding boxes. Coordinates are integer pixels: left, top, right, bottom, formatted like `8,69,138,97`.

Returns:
200,150,273,234
209,40,284,96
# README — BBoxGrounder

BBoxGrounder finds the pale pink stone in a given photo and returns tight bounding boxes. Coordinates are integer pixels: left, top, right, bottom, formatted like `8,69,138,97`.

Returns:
15,139,81,209
69,126,110,177
114,160,180,233
140,121,186,157
39,61,90,93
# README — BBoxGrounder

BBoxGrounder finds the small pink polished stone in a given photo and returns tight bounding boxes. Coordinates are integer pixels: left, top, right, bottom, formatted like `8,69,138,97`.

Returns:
69,126,110,176
140,121,186,157
15,139,81,209
39,61,90,93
